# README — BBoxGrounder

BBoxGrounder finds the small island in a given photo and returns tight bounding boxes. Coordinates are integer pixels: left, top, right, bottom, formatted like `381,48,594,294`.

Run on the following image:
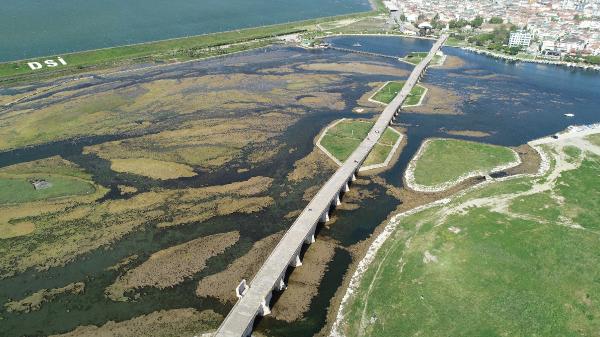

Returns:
369,81,427,107
317,119,403,171
403,51,446,66
405,138,520,192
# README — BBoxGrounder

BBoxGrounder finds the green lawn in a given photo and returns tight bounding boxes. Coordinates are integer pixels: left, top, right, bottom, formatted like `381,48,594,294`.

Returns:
0,176,95,204
412,138,517,187
319,120,400,165
403,52,443,65
340,141,600,337
371,81,427,106
0,156,97,204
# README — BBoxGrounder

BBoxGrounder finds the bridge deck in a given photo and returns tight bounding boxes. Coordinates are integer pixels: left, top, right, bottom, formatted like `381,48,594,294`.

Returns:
214,34,448,337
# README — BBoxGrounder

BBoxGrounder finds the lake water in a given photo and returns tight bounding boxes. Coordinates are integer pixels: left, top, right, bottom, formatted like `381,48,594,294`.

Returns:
1,36,599,337
0,0,371,62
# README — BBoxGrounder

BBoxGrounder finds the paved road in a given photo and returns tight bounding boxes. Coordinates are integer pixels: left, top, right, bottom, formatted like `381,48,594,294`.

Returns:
213,34,448,337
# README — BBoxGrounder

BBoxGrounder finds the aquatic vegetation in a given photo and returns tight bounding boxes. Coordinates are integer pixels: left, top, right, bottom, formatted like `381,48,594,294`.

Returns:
0,71,344,153
407,84,463,115
50,308,222,337
444,130,491,138
4,282,84,313
0,176,273,277
109,158,197,180
106,231,240,301
196,232,283,303
299,62,411,77
271,240,338,322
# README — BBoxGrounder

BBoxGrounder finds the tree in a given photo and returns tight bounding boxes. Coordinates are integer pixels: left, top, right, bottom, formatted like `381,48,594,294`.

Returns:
507,46,521,55
489,17,503,24
400,14,406,22
431,13,444,30
449,19,470,29
471,16,484,28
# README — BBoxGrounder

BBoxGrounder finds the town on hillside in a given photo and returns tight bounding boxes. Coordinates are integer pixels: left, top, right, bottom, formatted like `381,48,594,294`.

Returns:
383,0,600,64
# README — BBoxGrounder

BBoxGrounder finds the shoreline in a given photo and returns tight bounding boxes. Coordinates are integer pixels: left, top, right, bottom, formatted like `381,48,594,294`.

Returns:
319,32,599,72
0,11,378,83
327,122,600,336
456,45,600,72
329,136,553,337
403,138,522,193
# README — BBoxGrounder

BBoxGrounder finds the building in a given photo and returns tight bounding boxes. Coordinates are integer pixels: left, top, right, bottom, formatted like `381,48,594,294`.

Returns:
558,37,587,53
31,179,52,190
509,30,533,47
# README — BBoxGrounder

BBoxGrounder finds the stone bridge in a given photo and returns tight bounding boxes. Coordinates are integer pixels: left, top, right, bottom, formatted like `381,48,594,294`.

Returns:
213,34,448,337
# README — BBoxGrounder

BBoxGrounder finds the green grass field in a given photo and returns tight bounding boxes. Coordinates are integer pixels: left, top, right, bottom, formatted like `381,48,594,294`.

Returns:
371,81,427,106
0,176,95,204
319,120,400,165
412,138,517,187
339,139,600,337
0,156,96,204
403,52,443,65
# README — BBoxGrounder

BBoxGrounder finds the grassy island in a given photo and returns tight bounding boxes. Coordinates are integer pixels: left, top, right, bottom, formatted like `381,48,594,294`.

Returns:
410,138,518,188
318,119,400,168
338,133,600,337
370,81,427,106
403,51,444,66
0,156,96,205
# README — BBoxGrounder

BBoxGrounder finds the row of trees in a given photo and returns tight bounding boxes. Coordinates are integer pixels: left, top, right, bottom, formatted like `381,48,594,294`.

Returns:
564,54,600,65
448,16,503,29
465,25,522,55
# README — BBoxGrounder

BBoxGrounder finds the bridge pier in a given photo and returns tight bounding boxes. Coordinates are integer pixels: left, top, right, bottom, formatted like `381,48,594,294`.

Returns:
290,253,302,267
334,193,341,206
259,292,272,316
276,277,287,291
320,210,330,223
213,34,448,337
305,232,315,244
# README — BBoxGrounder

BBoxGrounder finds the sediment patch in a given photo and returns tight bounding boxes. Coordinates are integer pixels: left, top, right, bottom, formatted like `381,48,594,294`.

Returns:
444,129,491,138
4,282,85,313
50,308,222,337
196,232,283,303
406,85,462,115
109,158,197,180
106,231,239,301
271,239,338,322
299,62,410,77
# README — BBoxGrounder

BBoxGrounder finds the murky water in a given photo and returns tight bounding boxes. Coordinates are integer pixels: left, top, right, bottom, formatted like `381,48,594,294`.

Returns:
1,36,599,337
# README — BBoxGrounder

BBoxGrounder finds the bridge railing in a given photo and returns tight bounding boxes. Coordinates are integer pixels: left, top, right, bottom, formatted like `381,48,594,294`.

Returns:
213,34,447,337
